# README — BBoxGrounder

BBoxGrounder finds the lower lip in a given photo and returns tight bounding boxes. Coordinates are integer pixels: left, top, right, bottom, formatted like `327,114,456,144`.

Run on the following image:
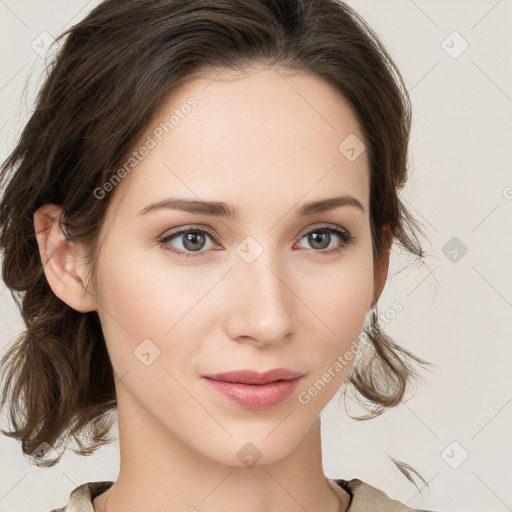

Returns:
203,376,303,410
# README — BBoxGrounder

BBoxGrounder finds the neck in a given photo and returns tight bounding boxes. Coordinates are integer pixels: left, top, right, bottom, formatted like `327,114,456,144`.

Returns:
94,382,349,512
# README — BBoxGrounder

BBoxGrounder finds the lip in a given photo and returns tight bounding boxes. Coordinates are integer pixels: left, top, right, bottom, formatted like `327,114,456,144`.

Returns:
204,368,304,385
203,368,305,410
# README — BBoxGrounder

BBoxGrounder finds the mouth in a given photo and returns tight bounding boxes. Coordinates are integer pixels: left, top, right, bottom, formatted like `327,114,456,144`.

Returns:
202,368,305,409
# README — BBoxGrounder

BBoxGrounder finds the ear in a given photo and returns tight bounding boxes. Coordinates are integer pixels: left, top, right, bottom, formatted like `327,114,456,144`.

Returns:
33,204,98,313
372,224,394,308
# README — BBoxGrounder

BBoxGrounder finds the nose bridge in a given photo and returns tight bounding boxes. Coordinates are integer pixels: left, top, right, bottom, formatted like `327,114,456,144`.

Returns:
227,240,295,344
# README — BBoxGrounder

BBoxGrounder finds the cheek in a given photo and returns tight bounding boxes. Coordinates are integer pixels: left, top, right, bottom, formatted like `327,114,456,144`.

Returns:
320,267,372,315
96,243,202,331
330,264,373,330
301,248,374,377
300,248,374,336
93,244,207,374
292,254,374,411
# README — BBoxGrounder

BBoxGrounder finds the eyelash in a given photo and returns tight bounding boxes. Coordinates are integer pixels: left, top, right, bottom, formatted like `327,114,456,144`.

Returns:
157,224,354,258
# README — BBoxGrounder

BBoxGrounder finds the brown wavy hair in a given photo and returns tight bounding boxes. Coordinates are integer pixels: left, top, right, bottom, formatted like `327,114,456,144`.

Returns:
0,0,431,471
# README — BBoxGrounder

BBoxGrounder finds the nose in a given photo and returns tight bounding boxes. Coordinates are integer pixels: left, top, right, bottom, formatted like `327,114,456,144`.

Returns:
222,251,295,347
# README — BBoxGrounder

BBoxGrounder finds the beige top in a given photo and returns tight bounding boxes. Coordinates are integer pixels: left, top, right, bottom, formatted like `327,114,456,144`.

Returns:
48,479,435,511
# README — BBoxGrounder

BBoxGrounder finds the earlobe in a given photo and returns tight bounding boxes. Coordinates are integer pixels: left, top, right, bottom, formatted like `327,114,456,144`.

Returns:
33,204,97,313
372,225,394,308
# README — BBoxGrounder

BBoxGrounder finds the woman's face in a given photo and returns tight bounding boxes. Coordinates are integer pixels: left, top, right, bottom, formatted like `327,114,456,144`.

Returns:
91,66,379,466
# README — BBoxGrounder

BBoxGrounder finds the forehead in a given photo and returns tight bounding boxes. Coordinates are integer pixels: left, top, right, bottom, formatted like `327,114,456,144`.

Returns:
108,66,369,219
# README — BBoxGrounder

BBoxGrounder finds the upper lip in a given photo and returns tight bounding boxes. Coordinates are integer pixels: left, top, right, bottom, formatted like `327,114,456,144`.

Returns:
203,368,303,385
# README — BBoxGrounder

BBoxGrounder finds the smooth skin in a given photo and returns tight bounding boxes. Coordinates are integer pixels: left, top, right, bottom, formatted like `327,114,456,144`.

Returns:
34,65,392,512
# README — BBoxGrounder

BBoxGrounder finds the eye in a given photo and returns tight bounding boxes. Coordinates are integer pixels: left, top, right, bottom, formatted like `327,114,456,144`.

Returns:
158,225,218,258
157,223,354,258
295,224,354,255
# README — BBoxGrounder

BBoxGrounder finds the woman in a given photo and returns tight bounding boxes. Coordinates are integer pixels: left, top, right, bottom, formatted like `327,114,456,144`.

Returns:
0,0,436,510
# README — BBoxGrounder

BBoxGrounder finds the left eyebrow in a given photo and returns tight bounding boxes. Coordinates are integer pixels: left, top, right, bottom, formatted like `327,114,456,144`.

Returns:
296,195,366,216
136,194,366,218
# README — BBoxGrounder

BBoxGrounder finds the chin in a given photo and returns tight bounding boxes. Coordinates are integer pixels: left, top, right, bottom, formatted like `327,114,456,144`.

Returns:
197,429,304,469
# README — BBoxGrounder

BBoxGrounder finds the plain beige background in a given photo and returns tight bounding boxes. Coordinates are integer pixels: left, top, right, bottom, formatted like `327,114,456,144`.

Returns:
0,1,511,511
